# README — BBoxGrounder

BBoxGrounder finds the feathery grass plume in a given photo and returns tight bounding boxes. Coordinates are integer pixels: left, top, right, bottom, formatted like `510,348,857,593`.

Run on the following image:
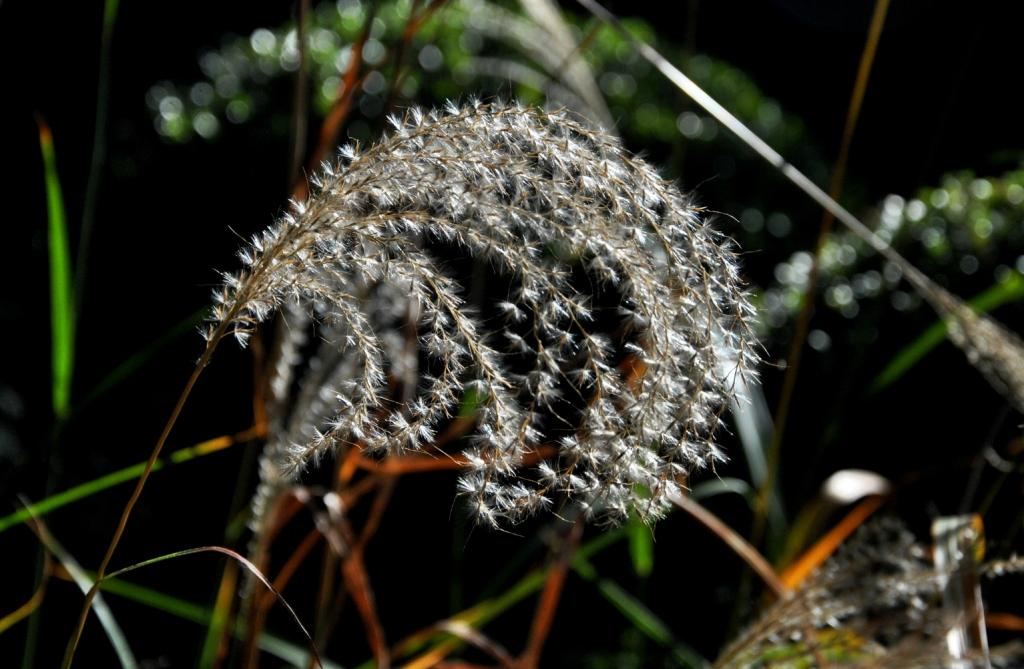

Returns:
712,522,950,667
716,518,1024,669
210,101,757,529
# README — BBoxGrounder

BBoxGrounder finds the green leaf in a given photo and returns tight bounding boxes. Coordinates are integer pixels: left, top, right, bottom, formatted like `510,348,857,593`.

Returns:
872,271,1024,392
573,556,708,668
457,385,487,418
38,119,74,419
197,573,231,669
102,0,120,31
99,577,209,624
75,307,208,412
627,515,654,578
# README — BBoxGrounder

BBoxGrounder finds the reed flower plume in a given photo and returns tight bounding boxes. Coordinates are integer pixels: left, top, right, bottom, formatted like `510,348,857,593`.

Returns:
209,101,757,528
716,519,1024,668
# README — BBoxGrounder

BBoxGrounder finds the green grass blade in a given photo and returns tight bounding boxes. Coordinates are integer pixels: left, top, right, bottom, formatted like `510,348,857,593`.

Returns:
627,515,654,578
197,583,230,669
470,527,625,628
100,578,210,624
74,306,208,412
476,535,544,600
0,433,242,535
38,119,74,419
573,556,708,668
728,380,787,539
871,271,1024,392
457,386,486,418
75,0,120,316
199,450,258,669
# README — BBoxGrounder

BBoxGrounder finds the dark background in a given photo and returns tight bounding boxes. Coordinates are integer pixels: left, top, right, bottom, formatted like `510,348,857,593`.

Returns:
2,0,1022,666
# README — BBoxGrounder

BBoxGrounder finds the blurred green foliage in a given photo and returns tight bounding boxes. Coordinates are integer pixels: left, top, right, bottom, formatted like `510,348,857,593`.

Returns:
762,164,1024,346
146,0,808,154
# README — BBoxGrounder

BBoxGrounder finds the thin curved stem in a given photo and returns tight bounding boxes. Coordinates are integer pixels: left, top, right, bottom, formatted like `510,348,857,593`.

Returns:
670,492,787,599
62,322,229,669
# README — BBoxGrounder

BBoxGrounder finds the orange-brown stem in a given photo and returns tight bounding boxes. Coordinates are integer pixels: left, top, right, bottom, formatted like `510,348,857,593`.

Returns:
518,520,584,669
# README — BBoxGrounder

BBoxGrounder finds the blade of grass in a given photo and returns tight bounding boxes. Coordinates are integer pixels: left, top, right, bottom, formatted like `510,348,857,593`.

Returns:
775,469,890,572
301,480,396,666
572,555,708,668
26,115,75,665
38,117,74,420
626,515,654,579
97,576,211,623
75,0,120,316
416,621,515,667
0,426,259,535
872,271,1024,392
245,486,342,666
0,552,50,634
197,560,239,669
257,634,340,669
74,306,208,413
22,505,137,668
327,478,396,665
779,494,886,589
727,376,787,534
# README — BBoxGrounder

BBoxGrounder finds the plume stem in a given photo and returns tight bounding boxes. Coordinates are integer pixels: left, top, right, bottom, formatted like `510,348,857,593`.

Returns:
62,318,231,668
